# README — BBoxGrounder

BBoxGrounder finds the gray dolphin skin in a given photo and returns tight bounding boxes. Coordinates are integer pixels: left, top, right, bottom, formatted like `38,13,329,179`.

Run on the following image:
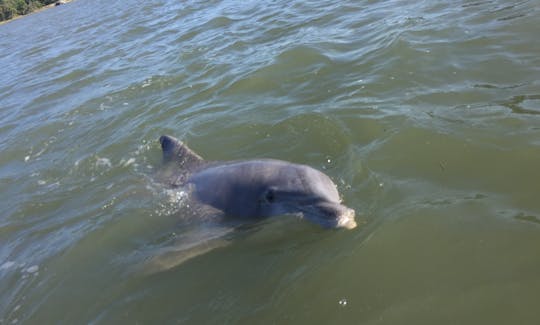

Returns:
158,135,357,229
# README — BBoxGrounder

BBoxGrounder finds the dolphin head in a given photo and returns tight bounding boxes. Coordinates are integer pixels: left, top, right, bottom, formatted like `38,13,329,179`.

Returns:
259,188,357,229
255,165,357,230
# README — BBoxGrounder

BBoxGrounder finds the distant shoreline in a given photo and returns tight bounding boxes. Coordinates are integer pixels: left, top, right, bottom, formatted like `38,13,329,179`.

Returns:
0,0,71,25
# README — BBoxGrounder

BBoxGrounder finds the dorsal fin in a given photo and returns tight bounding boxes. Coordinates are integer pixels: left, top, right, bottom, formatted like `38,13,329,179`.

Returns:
157,135,205,187
159,135,204,168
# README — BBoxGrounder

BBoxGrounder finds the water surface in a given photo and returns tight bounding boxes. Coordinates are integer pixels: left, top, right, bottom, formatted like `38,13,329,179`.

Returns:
1,0,540,323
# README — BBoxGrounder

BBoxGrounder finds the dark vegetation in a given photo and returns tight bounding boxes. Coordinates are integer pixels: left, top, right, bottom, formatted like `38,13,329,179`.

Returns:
0,0,57,21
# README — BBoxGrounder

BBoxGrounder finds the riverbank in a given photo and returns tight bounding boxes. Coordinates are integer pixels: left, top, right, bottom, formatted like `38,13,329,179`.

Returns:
0,0,71,25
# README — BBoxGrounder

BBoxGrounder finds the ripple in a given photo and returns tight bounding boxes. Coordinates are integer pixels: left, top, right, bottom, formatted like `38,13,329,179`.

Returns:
501,94,540,115
223,45,333,98
514,213,540,225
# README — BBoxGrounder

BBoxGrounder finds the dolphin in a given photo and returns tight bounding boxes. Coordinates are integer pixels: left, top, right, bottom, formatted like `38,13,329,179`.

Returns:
157,135,357,229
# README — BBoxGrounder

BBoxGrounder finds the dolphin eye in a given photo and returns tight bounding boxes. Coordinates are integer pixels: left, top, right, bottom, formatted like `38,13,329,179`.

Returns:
264,189,275,203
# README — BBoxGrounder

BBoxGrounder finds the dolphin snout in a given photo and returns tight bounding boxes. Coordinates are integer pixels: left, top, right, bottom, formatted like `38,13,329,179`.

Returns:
305,202,357,229
337,207,357,229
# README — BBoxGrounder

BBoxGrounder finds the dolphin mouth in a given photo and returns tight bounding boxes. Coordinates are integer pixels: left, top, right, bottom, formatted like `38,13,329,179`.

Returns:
336,208,357,229
298,202,357,230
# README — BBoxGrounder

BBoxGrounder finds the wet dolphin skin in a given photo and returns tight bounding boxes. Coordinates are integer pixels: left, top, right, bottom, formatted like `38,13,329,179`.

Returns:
159,135,357,229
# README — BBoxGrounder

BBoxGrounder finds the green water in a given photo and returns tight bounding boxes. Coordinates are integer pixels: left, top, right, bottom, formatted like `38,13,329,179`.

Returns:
1,0,539,323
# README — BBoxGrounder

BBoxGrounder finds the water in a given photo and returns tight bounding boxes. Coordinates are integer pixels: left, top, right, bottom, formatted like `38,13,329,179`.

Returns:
1,0,540,323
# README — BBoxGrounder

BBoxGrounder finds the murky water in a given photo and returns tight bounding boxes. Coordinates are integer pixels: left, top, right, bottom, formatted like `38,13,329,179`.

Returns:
1,0,540,323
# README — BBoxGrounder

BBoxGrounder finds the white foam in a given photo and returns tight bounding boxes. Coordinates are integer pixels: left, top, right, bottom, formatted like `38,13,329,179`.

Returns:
141,79,152,88
167,190,188,204
96,157,112,168
0,261,16,270
151,189,190,217
25,265,39,273
120,157,136,167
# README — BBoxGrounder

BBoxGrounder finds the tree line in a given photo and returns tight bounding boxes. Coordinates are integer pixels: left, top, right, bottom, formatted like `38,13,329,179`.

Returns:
1,0,58,22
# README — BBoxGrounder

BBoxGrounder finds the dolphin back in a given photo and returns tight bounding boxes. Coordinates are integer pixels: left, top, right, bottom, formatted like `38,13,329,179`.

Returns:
157,135,205,186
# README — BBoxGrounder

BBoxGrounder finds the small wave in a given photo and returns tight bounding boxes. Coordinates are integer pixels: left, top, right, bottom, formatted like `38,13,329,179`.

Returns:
95,157,112,169
0,261,16,271
500,94,540,115
119,157,136,167
0,261,40,278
